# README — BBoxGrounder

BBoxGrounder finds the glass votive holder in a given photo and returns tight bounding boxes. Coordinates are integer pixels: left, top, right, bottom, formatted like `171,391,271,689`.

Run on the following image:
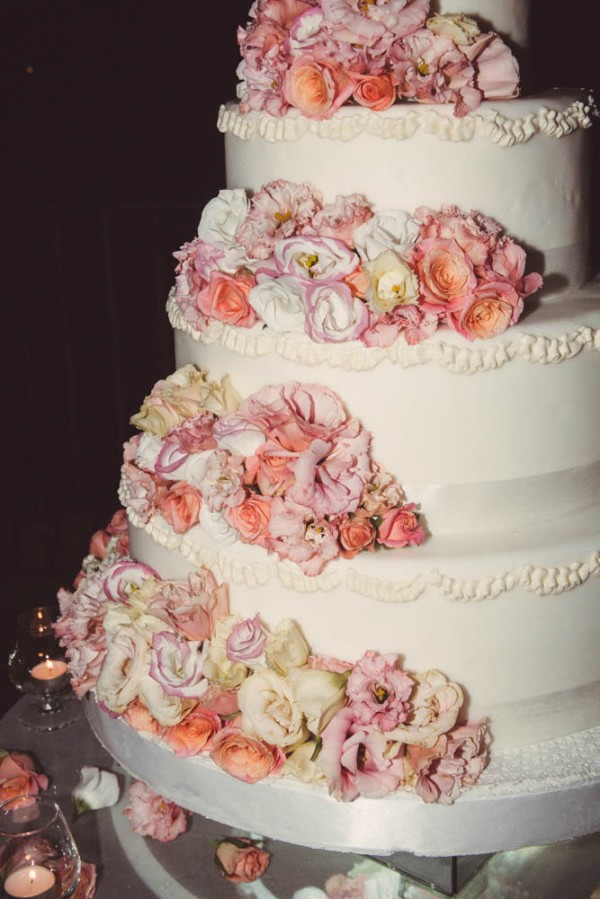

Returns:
0,795,80,898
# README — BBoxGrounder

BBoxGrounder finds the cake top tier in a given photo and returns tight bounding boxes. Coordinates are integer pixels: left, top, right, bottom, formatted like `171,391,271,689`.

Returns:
237,0,522,120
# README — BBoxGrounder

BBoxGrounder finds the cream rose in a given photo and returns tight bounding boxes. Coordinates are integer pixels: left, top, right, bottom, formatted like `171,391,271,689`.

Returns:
283,740,327,785
265,619,310,675
426,13,480,46
138,673,193,727
204,616,249,688
386,669,464,747
95,627,150,713
238,668,307,749
365,250,420,314
287,667,348,735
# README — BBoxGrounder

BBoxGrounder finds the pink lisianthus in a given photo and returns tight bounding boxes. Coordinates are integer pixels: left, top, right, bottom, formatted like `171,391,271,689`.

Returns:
147,570,229,643
102,560,159,604
196,268,258,329
159,481,202,533
312,194,374,248
463,32,520,101
224,491,272,546
448,281,523,340
164,412,218,455
121,462,163,524
351,72,396,111
123,781,189,842
308,654,352,674
162,705,222,757
55,579,107,647
283,55,354,119
199,450,246,513
319,0,428,47
377,503,426,548
346,651,414,731
235,180,323,261
149,632,207,699
274,235,359,281
214,836,271,884
412,237,476,312
304,281,370,344
319,707,404,801
266,497,340,575
210,727,286,783
405,719,489,804
226,615,267,663
0,751,49,802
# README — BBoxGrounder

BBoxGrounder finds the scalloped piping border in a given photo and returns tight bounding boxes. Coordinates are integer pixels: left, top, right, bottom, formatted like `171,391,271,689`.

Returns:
217,96,596,147
121,480,600,604
167,292,600,375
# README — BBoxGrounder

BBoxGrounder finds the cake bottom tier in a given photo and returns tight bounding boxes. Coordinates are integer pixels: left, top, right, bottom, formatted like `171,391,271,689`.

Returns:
85,695,600,857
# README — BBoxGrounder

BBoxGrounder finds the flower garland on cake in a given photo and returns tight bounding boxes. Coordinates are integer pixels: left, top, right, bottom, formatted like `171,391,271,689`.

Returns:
120,365,425,576
237,0,521,119
55,533,489,806
172,181,543,348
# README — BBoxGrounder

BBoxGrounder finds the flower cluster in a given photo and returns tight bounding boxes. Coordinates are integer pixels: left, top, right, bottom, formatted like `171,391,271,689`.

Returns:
237,0,520,119
56,549,489,805
173,181,542,347
122,365,425,576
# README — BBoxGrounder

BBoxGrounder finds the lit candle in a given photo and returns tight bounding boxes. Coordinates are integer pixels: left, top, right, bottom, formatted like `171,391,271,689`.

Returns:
30,660,68,683
4,865,56,898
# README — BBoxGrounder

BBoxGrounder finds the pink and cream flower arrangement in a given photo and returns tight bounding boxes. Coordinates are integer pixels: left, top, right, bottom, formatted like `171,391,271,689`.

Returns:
121,364,425,576
173,180,542,348
237,0,520,119
56,544,489,805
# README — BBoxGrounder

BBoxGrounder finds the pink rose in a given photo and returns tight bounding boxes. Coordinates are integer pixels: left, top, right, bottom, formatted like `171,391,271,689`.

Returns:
214,837,270,883
197,269,258,328
159,481,202,533
351,73,396,111
413,238,476,311
377,503,426,548
449,281,523,340
210,728,285,783
0,751,48,802
162,705,222,757
224,492,272,545
337,510,377,558
123,781,188,842
284,56,353,120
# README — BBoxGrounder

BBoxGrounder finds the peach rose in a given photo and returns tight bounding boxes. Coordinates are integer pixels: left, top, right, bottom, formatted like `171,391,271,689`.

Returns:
284,56,353,120
450,281,522,340
414,238,476,311
210,727,285,783
224,492,271,544
0,751,48,802
162,705,222,757
338,510,377,558
352,73,397,111
197,269,257,328
377,504,426,548
214,837,270,883
122,699,164,737
159,481,202,533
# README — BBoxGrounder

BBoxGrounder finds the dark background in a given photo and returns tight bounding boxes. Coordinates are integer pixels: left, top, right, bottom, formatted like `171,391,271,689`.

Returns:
1,1,599,713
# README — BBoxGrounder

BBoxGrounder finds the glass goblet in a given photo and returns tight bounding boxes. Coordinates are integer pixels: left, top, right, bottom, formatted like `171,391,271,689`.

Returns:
0,794,80,898
8,607,79,732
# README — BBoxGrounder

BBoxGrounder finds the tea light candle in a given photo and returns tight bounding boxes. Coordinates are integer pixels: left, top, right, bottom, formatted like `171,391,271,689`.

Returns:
30,660,68,683
4,865,56,898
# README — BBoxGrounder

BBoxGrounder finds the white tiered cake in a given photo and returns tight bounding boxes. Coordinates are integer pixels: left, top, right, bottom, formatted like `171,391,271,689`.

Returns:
62,0,600,857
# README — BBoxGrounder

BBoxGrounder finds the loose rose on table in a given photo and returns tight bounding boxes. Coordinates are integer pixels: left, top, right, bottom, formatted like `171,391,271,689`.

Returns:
214,836,270,883
123,780,189,842
0,750,48,802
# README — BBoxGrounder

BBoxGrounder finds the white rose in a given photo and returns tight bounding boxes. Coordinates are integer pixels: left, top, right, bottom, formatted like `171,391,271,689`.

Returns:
197,189,249,249
175,449,213,488
365,250,420,314
248,275,307,333
287,667,348,735
95,627,150,713
203,616,248,688
135,433,162,473
305,282,369,344
103,592,170,644
73,766,120,817
199,505,237,544
427,13,480,45
138,672,193,726
265,620,310,676
284,740,327,786
238,668,307,749
354,210,420,262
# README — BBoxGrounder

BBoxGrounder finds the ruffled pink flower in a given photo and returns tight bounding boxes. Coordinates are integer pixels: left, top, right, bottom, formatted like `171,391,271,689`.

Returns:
123,781,189,842
312,194,374,247
88,509,129,560
463,32,519,101
147,570,229,643
489,239,543,298
164,413,218,455
149,632,207,699
405,720,489,804
346,650,414,731
283,55,354,119
362,305,440,347
319,707,404,801
274,235,359,281
377,503,426,548
267,497,340,575
226,615,268,663
236,180,323,260
102,560,159,604
199,451,246,513
65,640,107,698
173,237,224,329
320,0,428,47
252,0,316,31
159,481,202,533
121,462,162,524
308,654,352,674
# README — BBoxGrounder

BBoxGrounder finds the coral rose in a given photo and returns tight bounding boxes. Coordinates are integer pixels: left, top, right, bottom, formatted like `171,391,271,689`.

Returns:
450,281,522,340
162,705,221,757
224,492,271,544
214,837,270,883
210,727,285,783
197,269,257,328
159,481,202,533
337,511,377,558
284,56,353,119
377,504,426,548
352,73,396,111
0,751,48,802
414,238,476,311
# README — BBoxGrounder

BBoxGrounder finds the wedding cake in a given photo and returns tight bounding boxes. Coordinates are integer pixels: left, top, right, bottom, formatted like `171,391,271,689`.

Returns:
58,0,600,857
